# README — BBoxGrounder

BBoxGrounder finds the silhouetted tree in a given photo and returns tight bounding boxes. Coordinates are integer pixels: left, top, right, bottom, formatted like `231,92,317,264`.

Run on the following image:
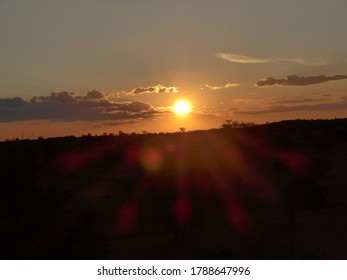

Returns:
222,119,254,129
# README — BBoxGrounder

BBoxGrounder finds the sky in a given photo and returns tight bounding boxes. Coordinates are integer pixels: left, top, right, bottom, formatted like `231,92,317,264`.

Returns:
1,0,347,139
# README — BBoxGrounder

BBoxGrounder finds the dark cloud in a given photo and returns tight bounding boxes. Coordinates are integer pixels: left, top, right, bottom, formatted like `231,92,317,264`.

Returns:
111,101,154,112
235,96,347,115
256,75,347,87
116,84,178,97
85,89,108,99
0,91,159,122
0,97,26,107
30,91,81,103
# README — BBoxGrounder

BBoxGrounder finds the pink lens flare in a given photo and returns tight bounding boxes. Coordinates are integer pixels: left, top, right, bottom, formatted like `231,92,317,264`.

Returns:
227,200,251,234
173,196,192,224
115,202,138,235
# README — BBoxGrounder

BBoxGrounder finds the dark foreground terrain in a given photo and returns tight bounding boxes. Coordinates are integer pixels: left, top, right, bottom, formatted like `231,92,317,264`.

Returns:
1,119,347,259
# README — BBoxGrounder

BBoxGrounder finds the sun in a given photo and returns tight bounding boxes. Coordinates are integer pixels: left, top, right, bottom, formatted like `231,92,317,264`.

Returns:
173,100,191,115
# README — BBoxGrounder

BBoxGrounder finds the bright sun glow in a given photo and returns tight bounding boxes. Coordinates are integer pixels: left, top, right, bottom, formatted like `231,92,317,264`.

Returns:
173,100,191,115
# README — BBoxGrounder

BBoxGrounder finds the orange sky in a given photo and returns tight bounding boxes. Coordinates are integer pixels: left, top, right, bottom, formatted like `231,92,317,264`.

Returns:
1,1,347,140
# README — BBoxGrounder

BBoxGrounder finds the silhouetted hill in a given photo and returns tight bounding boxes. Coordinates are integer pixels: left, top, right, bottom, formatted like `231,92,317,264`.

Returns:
1,118,347,259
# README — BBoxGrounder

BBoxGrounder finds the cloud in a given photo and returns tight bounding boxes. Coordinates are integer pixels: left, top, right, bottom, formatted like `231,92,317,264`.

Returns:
269,98,315,104
0,91,159,122
216,53,272,64
104,100,155,113
30,91,80,103
85,89,108,99
235,96,347,115
116,84,178,97
0,97,26,107
216,52,328,66
201,83,238,90
256,75,347,87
